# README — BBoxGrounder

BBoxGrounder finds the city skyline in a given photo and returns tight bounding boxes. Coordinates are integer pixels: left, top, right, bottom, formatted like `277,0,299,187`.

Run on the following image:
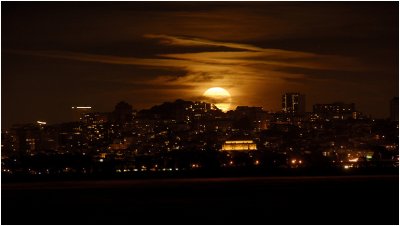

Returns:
2,2,398,128
1,93,394,128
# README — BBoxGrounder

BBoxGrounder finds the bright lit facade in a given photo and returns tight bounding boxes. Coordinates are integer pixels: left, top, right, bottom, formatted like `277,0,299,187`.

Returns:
222,140,257,151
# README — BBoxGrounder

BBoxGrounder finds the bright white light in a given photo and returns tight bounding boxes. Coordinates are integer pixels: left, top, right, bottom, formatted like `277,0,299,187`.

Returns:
72,106,92,109
36,121,47,125
203,87,231,112
344,165,353,169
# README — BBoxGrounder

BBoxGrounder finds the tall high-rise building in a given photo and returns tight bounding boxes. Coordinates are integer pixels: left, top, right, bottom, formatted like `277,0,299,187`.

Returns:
282,93,305,114
390,97,398,122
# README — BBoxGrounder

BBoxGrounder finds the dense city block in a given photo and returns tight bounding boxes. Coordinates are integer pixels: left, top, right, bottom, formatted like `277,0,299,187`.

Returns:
2,96,399,177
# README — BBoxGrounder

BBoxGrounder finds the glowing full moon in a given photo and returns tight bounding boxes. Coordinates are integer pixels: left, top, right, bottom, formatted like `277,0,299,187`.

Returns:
203,87,232,112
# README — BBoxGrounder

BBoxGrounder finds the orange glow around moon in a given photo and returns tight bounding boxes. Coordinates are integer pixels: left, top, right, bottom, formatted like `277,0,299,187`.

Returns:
203,87,232,112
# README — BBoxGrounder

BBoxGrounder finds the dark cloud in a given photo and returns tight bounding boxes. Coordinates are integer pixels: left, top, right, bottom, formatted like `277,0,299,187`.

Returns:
2,2,398,127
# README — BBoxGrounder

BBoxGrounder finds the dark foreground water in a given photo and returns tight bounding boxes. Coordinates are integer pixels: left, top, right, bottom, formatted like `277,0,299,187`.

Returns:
2,175,399,224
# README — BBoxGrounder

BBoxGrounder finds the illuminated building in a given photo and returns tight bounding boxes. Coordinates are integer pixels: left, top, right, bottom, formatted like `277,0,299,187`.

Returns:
10,123,44,155
57,122,85,152
1,129,17,155
313,102,356,120
81,112,108,124
221,140,257,151
192,101,212,112
282,93,305,114
81,112,108,142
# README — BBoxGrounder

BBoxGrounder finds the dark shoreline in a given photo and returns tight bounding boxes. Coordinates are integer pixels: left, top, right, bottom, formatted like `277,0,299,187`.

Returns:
2,167,398,183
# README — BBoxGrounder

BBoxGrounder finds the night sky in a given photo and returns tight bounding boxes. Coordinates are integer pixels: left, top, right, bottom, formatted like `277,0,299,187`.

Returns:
2,2,398,128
